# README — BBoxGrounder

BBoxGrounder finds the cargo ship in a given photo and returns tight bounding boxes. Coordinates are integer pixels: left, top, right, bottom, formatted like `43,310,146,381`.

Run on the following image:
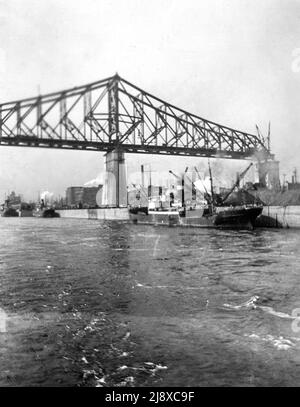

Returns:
129,205,262,229
1,192,22,217
129,163,263,230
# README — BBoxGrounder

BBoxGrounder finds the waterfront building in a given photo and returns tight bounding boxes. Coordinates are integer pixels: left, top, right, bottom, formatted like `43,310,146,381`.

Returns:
66,186,102,208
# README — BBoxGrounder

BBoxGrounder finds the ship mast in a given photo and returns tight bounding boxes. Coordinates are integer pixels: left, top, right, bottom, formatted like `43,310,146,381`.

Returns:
208,160,214,211
194,166,209,197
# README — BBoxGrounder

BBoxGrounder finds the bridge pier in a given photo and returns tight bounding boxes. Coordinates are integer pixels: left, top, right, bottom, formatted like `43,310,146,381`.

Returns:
102,149,127,207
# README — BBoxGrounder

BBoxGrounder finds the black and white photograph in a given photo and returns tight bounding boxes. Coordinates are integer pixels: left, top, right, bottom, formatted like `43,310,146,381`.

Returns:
0,0,300,391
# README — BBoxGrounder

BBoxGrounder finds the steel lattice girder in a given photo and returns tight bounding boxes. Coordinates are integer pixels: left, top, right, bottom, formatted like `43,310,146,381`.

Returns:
0,74,272,160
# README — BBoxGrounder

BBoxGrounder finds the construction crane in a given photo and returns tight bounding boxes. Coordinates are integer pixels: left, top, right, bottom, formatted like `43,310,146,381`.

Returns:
256,122,271,152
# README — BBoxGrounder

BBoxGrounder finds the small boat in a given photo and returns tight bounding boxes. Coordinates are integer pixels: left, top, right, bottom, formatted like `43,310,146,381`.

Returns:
129,162,263,230
33,199,60,218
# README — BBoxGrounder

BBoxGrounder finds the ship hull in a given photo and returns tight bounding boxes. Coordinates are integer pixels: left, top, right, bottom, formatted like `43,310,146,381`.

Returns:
33,208,60,218
1,208,19,217
129,206,263,230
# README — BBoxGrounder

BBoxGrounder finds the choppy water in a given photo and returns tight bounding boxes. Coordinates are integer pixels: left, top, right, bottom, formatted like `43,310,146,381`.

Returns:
0,217,300,387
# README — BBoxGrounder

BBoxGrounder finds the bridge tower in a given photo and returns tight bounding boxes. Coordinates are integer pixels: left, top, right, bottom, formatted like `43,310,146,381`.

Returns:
255,159,280,190
102,75,127,207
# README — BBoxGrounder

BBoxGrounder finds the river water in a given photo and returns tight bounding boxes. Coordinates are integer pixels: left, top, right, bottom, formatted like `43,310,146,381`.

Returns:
0,217,300,387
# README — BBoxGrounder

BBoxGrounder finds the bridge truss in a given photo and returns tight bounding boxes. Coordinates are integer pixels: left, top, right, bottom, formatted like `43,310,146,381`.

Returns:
0,74,272,159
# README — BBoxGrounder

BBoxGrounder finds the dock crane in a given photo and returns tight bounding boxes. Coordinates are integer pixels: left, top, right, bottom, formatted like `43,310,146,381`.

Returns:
168,167,189,207
221,162,253,204
170,166,204,205
169,161,254,208
256,122,271,152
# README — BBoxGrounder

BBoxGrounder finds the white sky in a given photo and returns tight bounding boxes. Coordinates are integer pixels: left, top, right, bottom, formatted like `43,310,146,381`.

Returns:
0,0,300,200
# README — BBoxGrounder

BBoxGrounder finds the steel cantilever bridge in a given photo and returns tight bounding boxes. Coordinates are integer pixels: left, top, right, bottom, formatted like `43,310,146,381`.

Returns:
0,73,272,160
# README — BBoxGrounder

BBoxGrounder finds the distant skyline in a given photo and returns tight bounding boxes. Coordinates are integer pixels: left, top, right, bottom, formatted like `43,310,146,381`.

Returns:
0,0,300,201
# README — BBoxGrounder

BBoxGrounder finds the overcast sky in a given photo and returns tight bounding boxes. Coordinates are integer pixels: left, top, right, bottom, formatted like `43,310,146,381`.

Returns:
0,0,300,201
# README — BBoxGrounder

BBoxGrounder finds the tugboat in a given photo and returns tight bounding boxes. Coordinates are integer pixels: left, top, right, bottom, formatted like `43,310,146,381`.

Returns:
33,199,60,218
129,162,263,230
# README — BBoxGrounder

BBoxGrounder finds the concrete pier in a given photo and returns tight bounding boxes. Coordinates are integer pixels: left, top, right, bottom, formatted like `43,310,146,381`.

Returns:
102,149,127,207
257,206,300,228
57,208,129,220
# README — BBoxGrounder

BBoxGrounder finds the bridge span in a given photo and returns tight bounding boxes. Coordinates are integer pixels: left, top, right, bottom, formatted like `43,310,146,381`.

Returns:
0,74,277,206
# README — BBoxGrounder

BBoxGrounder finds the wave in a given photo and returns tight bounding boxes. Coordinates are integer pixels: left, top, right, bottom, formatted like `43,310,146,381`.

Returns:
223,295,299,320
245,333,295,350
223,295,259,310
134,281,205,291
